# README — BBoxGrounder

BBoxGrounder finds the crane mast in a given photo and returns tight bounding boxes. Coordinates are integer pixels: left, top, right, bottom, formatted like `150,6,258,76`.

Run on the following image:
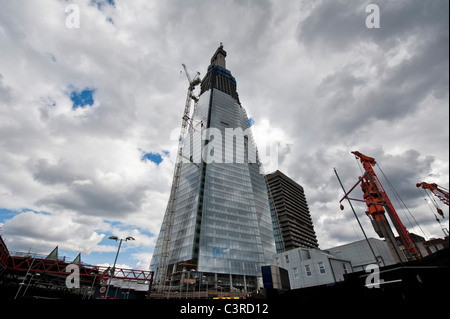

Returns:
156,65,201,288
339,151,421,262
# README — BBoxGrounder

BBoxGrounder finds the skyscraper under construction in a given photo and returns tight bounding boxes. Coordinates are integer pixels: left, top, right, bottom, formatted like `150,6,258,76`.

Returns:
150,45,276,295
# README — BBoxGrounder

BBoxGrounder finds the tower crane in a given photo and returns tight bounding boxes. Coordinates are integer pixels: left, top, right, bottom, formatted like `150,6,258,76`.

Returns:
156,64,201,289
339,151,421,262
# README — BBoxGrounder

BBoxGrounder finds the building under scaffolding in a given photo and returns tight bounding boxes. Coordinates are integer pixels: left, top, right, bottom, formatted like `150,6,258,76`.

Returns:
0,235,153,299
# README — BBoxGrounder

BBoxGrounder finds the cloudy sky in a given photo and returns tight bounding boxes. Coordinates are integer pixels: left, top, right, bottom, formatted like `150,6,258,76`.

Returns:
0,0,448,270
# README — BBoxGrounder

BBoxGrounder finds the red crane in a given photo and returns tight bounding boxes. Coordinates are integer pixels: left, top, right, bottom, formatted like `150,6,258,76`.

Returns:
339,151,421,262
416,182,449,207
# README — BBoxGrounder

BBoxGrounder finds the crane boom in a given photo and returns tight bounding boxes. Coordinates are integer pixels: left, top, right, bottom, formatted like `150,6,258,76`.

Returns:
416,182,449,206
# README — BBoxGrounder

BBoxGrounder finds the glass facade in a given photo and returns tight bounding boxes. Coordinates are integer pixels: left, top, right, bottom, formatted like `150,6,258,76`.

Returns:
150,91,209,271
150,46,276,295
196,89,276,276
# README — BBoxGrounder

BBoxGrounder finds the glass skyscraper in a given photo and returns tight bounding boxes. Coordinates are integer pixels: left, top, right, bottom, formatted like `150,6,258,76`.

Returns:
150,45,276,296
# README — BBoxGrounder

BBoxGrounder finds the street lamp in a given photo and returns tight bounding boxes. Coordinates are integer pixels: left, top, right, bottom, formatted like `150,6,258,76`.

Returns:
185,269,196,299
202,275,208,299
105,236,135,298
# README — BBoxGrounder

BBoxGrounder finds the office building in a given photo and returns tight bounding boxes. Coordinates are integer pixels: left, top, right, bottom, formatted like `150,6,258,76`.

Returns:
265,170,319,252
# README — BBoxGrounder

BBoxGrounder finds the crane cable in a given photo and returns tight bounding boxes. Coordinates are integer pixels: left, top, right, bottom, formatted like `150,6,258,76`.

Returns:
375,163,429,240
426,186,443,212
418,187,441,219
420,186,445,218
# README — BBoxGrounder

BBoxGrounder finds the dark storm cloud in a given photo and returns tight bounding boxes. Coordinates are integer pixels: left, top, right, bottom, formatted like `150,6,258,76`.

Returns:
371,149,435,205
363,34,449,121
297,0,449,52
32,158,86,186
297,0,367,51
0,74,12,103
295,0,449,145
36,177,148,218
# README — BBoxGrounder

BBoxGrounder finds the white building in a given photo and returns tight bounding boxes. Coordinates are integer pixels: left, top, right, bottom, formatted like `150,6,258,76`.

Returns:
326,238,396,272
274,247,352,289
272,238,397,289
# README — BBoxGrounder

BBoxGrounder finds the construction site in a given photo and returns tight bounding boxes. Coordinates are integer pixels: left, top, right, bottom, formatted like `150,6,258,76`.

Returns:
1,52,448,300
146,45,449,301
0,47,448,302
0,133,448,302
337,151,448,263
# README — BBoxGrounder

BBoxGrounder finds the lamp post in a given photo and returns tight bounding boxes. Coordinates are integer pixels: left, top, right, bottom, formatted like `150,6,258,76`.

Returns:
105,236,135,298
185,269,196,299
193,274,198,299
218,280,223,297
202,275,208,299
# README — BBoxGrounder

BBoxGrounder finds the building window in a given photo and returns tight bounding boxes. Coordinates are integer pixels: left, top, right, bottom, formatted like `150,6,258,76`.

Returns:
299,249,310,260
304,265,312,277
318,262,326,274
285,254,290,263
293,267,299,279
342,263,349,274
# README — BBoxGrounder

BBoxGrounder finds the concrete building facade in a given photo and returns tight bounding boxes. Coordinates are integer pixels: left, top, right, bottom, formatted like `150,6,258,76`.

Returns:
265,170,319,252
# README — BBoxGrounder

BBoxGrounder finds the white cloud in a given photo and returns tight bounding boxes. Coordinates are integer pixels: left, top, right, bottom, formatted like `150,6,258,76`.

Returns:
73,179,94,186
2,210,105,254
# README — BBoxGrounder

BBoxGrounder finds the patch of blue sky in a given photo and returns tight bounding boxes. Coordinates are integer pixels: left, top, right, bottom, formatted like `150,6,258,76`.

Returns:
248,117,255,127
0,208,16,225
81,249,137,269
70,88,95,110
141,150,169,165
0,208,17,216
